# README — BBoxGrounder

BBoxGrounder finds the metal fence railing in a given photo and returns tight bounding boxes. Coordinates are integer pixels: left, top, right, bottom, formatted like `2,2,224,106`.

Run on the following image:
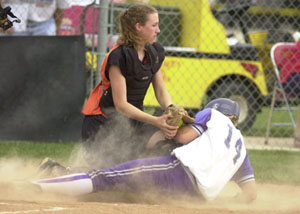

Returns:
2,0,299,150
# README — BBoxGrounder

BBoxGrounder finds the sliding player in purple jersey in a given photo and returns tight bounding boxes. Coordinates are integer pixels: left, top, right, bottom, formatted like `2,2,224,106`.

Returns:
32,98,257,203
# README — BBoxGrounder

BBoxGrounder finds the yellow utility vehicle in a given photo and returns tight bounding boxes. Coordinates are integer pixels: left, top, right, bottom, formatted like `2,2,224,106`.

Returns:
143,0,268,130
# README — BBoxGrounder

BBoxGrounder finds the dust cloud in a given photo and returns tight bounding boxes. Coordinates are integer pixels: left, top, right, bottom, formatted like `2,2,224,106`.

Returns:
77,111,159,169
0,156,300,213
0,157,69,202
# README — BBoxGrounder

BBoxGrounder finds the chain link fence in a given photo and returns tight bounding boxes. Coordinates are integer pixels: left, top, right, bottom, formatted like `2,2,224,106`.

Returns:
2,0,299,149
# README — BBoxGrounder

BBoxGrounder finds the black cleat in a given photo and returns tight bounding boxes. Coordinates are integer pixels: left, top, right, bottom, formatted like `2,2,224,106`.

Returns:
37,157,68,178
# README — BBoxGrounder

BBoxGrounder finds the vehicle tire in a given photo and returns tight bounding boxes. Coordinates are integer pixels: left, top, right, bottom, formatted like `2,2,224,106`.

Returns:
206,80,262,131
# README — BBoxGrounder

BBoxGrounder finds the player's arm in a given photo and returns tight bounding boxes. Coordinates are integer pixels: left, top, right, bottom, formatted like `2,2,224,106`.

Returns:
232,153,257,203
110,65,151,118
147,124,197,148
173,109,209,144
174,125,198,144
152,69,173,109
109,65,177,138
235,180,257,203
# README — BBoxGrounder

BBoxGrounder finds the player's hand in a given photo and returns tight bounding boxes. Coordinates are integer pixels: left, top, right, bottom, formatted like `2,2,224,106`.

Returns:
156,113,178,139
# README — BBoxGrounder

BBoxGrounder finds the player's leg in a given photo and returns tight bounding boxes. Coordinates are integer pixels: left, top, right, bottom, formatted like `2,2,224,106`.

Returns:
89,155,198,196
33,155,198,197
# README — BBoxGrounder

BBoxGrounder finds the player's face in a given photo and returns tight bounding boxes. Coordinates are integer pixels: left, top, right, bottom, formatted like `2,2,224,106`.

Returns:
137,12,160,44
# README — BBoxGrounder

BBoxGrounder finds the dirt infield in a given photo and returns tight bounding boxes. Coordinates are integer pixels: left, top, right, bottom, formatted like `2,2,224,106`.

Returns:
0,158,300,214
0,183,300,214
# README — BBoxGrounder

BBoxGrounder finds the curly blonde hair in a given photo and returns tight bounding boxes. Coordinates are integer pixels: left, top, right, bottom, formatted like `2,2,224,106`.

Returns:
117,3,157,49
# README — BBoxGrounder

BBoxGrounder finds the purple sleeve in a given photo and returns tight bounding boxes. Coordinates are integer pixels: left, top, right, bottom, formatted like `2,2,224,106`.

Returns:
231,153,255,185
191,108,212,133
194,108,211,128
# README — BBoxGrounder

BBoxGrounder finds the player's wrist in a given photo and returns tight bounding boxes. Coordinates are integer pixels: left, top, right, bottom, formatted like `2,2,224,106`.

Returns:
165,104,173,110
